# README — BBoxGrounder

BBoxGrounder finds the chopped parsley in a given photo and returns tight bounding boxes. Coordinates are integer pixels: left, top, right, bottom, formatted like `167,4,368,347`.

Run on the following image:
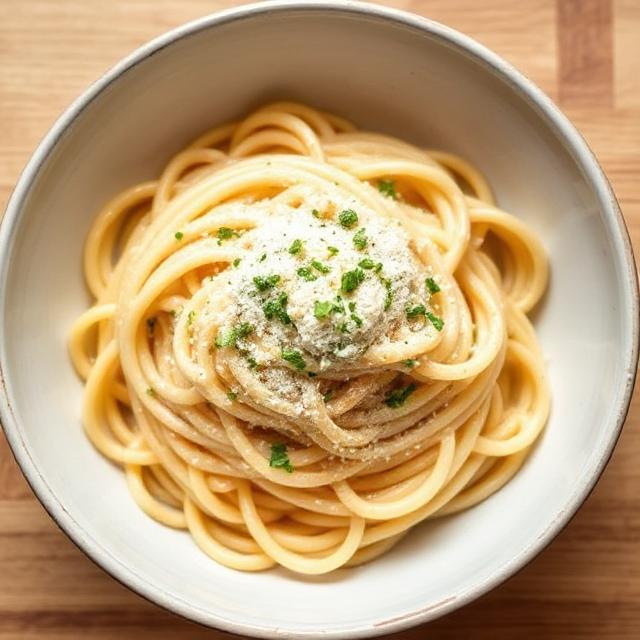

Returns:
381,278,393,310
338,209,359,228
426,277,441,294
405,304,427,319
311,259,331,274
269,443,294,473
312,208,321,218
351,313,363,328
353,228,368,250
217,227,239,244
332,295,345,314
297,266,318,281
403,359,419,368
232,258,241,268
348,301,356,312
378,179,397,199
247,356,259,370
214,323,255,348
253,274,281,291
341,268,365,293
323,390,333,402
226,391,238,401
238,324,255,339
327,246,339,257
259,253,267,262
263,292,291,325
187,310,196,326
214,331,234,349
288,239,304,255
385,383,417,408
174,231,184,241
427,311,445,331
281,347,306,371
358,257,381,270
314,300,334,320
337,321,350,333
146,387,156,397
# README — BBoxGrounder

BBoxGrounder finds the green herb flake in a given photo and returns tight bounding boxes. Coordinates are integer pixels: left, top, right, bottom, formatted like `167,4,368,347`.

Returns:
406,304,427,319
403,359,418,368
269,443,294,473
259,253,267,262
281,347,306,371
351,313,363,328
146,387,156,397
338,209,359,228
247,356,259,370
426,277,441,294
226,391,238,401
337,321,350,334
427,311,445,331
214,323,255,348
381,278,393,310
232,258,241,268
174,231,184,241
332,296,345,314
253,274,281,292
237,323,254,339
348,301,356,312
327,246,339,257
378,179,397,200
323,391,333,402
353,228,368,250
214,332,232,349
217,227,239,243
312,209,321,218
263,292,291,325
297,267,318,282
341,268,365,294
358,258,376,270
314,300,334,320
311,259,331,274
288,239,304,255
385,383,417,408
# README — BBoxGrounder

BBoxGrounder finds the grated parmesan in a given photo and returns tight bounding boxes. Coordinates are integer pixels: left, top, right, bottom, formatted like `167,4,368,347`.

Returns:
218,186,432,374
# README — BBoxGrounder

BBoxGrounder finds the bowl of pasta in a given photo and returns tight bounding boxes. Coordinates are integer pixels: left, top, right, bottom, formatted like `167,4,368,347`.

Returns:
0,1,637,637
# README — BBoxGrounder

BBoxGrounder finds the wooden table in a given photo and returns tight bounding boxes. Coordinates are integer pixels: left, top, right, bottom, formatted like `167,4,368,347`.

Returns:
1,1,638,638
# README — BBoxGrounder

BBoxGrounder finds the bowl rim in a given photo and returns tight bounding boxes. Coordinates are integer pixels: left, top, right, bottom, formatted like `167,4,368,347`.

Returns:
0,1,638,637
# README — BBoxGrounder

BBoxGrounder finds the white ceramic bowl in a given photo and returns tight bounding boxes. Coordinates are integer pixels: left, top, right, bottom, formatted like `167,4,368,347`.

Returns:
1,2,638,637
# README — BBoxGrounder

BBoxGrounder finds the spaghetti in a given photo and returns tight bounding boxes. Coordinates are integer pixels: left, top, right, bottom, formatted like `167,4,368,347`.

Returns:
69,102,549,574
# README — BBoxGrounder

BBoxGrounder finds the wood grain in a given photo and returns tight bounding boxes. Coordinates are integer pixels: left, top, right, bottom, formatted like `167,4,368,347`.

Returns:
558,0,613,107
0,1,639,638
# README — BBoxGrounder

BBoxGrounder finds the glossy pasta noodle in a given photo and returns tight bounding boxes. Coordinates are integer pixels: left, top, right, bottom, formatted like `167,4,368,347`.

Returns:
69,102,549,574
